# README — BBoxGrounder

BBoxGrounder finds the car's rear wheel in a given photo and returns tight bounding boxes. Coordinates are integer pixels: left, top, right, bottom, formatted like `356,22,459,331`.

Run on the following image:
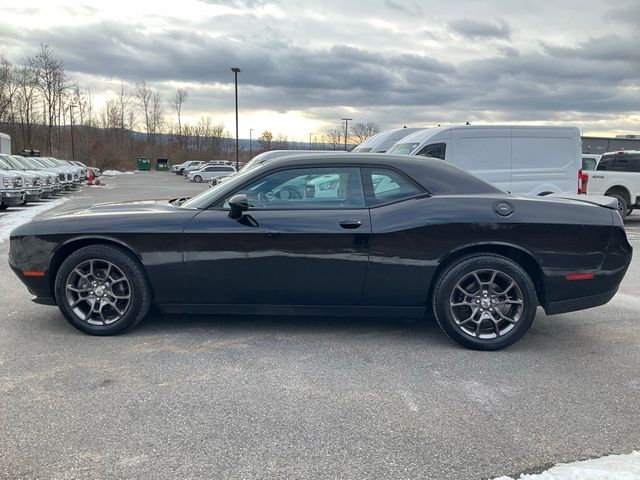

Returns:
194,175,202,183
608,193,628,219
432,254,537,350
54,244,151,335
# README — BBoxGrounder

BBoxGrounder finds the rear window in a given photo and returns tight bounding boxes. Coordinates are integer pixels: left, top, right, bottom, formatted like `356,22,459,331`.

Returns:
582,157,598,171
387,142,419,155
597,153,640,172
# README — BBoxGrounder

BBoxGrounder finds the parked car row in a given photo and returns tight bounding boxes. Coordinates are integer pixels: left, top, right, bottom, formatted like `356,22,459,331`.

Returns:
172,160,234,176
0,155,92,210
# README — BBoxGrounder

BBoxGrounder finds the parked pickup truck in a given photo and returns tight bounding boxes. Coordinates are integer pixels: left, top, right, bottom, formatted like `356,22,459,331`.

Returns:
0,169,25,210
583,150,640,219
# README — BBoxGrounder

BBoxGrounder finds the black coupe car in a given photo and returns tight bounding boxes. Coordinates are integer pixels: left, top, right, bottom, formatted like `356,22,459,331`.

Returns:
9,154,632,350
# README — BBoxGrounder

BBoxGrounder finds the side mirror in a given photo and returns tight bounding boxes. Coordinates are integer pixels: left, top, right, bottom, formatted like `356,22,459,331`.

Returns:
228,193,249,219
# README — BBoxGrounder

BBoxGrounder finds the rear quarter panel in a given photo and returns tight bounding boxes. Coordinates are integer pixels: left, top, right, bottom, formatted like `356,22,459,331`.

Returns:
361,195,613,307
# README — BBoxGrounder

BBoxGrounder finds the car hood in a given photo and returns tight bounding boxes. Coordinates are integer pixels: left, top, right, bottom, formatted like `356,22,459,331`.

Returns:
53,199,189,218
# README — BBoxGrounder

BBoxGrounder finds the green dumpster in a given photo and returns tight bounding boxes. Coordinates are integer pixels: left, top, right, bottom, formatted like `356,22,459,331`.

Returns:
155,158,169,171
136,156,150,171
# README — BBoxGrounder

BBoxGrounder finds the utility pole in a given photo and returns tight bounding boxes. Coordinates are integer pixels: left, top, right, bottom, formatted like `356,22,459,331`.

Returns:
231,67,241,170
69,105,77,161
341,118,352,151
249,128,254,159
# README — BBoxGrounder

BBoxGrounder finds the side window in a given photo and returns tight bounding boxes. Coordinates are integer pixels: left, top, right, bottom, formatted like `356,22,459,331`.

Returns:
596,157,611,171
416,143,446,160
598,154,640,172
363,168,424,206
221,167,365,209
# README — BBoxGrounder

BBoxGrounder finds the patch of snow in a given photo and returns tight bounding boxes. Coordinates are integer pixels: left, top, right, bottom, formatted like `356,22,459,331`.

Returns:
494,451,640,480
102,170,135,176
0,196,71,243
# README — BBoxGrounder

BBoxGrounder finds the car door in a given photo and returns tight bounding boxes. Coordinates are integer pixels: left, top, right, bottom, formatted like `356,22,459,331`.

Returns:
359,167,434,307
182,166,372,306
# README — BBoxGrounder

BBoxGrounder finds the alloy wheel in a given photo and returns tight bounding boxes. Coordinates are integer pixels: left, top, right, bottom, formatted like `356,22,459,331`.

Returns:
449,269,524,339
64,259,132,326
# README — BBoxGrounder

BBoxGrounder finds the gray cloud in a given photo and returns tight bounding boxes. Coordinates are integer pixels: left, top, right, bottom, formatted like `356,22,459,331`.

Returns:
1,1,639,134
448,18,512,40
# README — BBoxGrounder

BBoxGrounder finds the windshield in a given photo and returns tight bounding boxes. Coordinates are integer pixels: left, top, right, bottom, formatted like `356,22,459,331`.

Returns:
10,156,30,169
180,167,257,209
2,155,23,169
0,155,13,170
386,142,420,155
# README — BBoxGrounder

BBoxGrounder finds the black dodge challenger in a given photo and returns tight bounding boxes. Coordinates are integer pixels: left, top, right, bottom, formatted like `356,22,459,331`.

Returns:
9,154,632,350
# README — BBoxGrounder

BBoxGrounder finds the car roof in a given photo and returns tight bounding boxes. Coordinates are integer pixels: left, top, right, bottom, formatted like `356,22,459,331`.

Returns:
601,150,640,155
263,152,501,195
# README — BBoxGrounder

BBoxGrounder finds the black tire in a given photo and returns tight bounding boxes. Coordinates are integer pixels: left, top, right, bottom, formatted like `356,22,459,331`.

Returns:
0,202,7,211
194,175,202,183
608,193,628,219
432,254,538,350
54,244,151,335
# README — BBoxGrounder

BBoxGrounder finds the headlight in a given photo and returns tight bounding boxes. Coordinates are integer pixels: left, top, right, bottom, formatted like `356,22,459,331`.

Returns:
25,178,34,187
3,177,14,189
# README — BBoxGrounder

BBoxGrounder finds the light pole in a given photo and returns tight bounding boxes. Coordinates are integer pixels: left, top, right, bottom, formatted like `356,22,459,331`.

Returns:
341,118,352,151
231,67,241,170
69,104,77,161
309,132,314,149
249,128,254,159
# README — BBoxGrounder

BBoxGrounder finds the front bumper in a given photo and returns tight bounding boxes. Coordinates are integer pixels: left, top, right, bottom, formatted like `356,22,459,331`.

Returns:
25,189,42,201
1,190,26,205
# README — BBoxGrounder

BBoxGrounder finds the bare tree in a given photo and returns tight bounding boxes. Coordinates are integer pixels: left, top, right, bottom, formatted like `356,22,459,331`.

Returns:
172,88,188,137
351,122,380,144
116,83,132,130
258,130,273,151
325,127,343,150
29,44,65,154
151,91,163,136
273,133,289,150
134,80,153,141
0,57,18,123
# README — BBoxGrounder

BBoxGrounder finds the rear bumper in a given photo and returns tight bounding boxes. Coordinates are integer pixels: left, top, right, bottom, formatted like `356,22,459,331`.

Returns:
545,287,619,315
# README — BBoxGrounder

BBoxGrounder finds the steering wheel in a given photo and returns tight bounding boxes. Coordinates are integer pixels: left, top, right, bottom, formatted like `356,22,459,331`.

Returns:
257,191,272,207
275,187,302,200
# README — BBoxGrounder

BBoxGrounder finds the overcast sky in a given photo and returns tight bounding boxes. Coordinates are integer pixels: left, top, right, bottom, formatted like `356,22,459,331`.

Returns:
1,0,639,140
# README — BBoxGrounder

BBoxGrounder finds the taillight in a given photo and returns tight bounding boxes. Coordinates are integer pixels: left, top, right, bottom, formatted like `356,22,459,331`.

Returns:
578,169,589,194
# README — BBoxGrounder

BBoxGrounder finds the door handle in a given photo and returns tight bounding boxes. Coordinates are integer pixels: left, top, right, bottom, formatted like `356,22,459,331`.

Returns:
339,219,362,229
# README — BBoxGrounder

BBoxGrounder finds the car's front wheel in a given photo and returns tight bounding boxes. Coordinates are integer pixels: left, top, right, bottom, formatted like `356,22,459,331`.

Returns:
432,254,537,350
54,244,151,335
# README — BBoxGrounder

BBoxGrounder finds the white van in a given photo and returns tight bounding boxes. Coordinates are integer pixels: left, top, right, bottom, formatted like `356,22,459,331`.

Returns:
0,133,10,154
386,125,582,195
351,127,424,153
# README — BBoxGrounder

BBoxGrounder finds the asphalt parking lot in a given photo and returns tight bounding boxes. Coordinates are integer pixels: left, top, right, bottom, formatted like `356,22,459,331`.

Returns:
1,172,639,480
